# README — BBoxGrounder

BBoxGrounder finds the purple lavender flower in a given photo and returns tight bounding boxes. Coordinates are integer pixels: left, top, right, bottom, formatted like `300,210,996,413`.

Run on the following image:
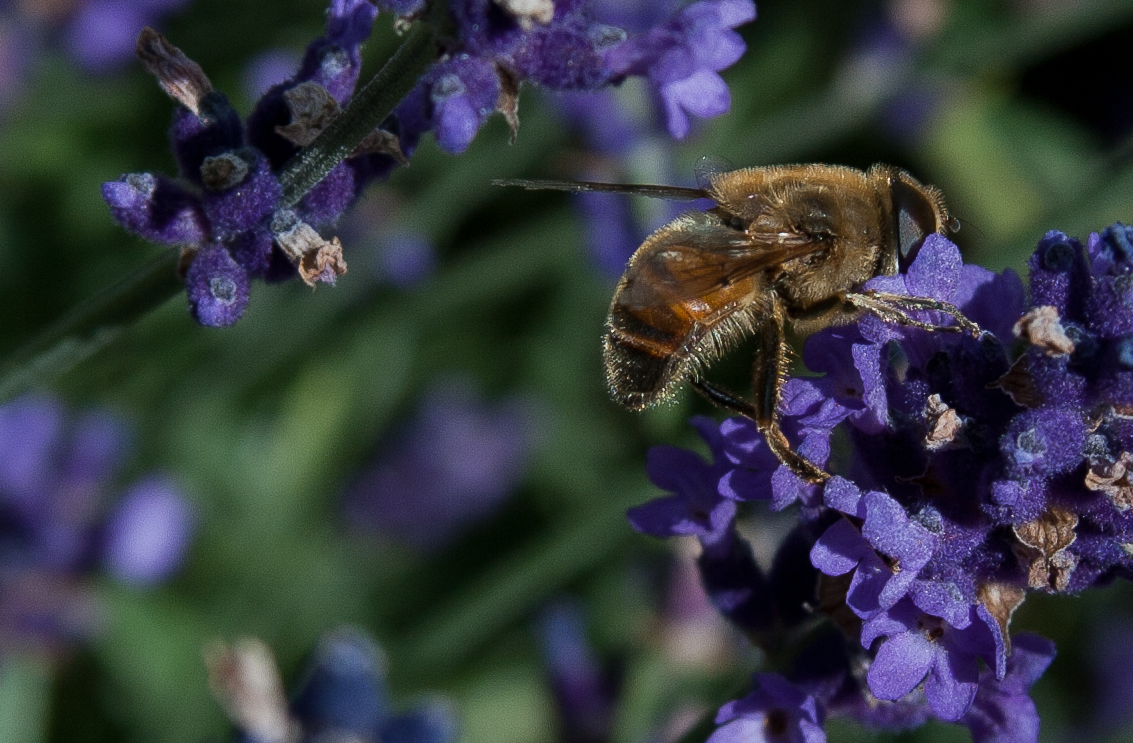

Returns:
0,0,192,112
628,221,1133,739
241,49,303,102
708,673,825,743
336,195,437,286
0,15,35,111
344,379,538,551
101,475,195,586
719,380,853,511
810,479,938,621
103,1,381,326
395,0,756,154
208,628,458,743
65,0,192,73
0,395,193,654
862,598,1005,721
603,0,756,139
104,0,755,326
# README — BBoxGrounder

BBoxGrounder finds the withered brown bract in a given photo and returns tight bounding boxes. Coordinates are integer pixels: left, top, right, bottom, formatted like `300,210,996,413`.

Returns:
495,163,980,482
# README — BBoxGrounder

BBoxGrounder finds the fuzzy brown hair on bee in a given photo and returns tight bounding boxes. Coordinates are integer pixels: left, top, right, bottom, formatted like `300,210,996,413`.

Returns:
495,163,979,482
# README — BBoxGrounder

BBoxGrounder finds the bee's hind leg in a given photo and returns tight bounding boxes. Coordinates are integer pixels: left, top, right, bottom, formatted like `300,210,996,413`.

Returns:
691,299,830,484
692,379,829,484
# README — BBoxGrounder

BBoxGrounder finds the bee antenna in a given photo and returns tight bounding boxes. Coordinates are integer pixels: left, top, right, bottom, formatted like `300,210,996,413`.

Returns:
493,178,708,201
952,216,984,238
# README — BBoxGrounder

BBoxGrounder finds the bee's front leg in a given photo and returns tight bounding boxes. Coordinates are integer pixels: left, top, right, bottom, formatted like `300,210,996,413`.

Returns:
845,291,982,337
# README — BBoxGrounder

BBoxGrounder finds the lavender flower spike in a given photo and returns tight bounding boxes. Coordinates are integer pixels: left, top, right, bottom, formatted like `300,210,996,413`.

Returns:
105,0,759,327
628,220,1133,739
208,628,459,743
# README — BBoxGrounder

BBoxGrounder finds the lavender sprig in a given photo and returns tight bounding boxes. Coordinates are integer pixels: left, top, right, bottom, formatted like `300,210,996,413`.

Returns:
206,628,458,743
629,224,1133,742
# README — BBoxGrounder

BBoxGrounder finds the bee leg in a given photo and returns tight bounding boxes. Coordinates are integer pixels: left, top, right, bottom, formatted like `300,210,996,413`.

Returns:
692,378,758,418
846,291,981,337
693,305,830,484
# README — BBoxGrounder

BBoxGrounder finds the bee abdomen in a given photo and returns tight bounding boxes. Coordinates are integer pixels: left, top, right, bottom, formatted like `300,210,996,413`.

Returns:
603,333,680,409
603,305,689,409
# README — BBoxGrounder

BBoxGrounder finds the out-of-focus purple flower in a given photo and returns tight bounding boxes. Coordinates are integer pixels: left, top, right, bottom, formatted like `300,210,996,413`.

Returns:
101,475,195,586
375,230,436,286
0,16,35,110
1085,618,1133,732
337,195,437,287
7,0,195,76
208,628,458,743
0,395,192,654
708,673,825,743
344,379,538,551
575,187,643,278
537,600,618,743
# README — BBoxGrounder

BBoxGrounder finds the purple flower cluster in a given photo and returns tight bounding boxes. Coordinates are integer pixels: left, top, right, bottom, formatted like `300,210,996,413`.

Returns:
102,0,388,326
207,627,458,743
390,0,754,155
0,395,194,656
628,226,1133,741
102,0,754,327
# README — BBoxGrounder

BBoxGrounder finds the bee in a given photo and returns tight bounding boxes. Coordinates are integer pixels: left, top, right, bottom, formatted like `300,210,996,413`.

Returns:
496,163,980,482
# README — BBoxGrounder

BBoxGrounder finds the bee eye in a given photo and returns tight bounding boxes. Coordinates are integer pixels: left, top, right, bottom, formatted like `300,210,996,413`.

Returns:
890,176,942,271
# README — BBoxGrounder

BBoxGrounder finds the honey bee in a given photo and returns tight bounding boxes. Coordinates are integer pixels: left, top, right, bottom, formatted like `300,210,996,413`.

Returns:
496,163,980,482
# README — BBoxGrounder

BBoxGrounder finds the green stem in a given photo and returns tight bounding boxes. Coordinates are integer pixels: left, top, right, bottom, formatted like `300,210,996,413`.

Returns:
0,22,440,403
0,252,181,402
280,21,438,207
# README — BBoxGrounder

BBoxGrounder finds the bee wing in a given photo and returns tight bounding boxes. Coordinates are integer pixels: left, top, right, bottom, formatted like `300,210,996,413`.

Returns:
693,155,735,191
620,223,821,309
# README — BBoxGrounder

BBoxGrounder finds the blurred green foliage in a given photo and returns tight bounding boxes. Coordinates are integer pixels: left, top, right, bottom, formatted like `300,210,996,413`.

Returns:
2,1,1133,742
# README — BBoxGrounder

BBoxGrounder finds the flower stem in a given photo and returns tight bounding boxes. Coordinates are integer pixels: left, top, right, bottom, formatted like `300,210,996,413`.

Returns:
280,21,438,207
0,22,440,403
0,251,181,402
